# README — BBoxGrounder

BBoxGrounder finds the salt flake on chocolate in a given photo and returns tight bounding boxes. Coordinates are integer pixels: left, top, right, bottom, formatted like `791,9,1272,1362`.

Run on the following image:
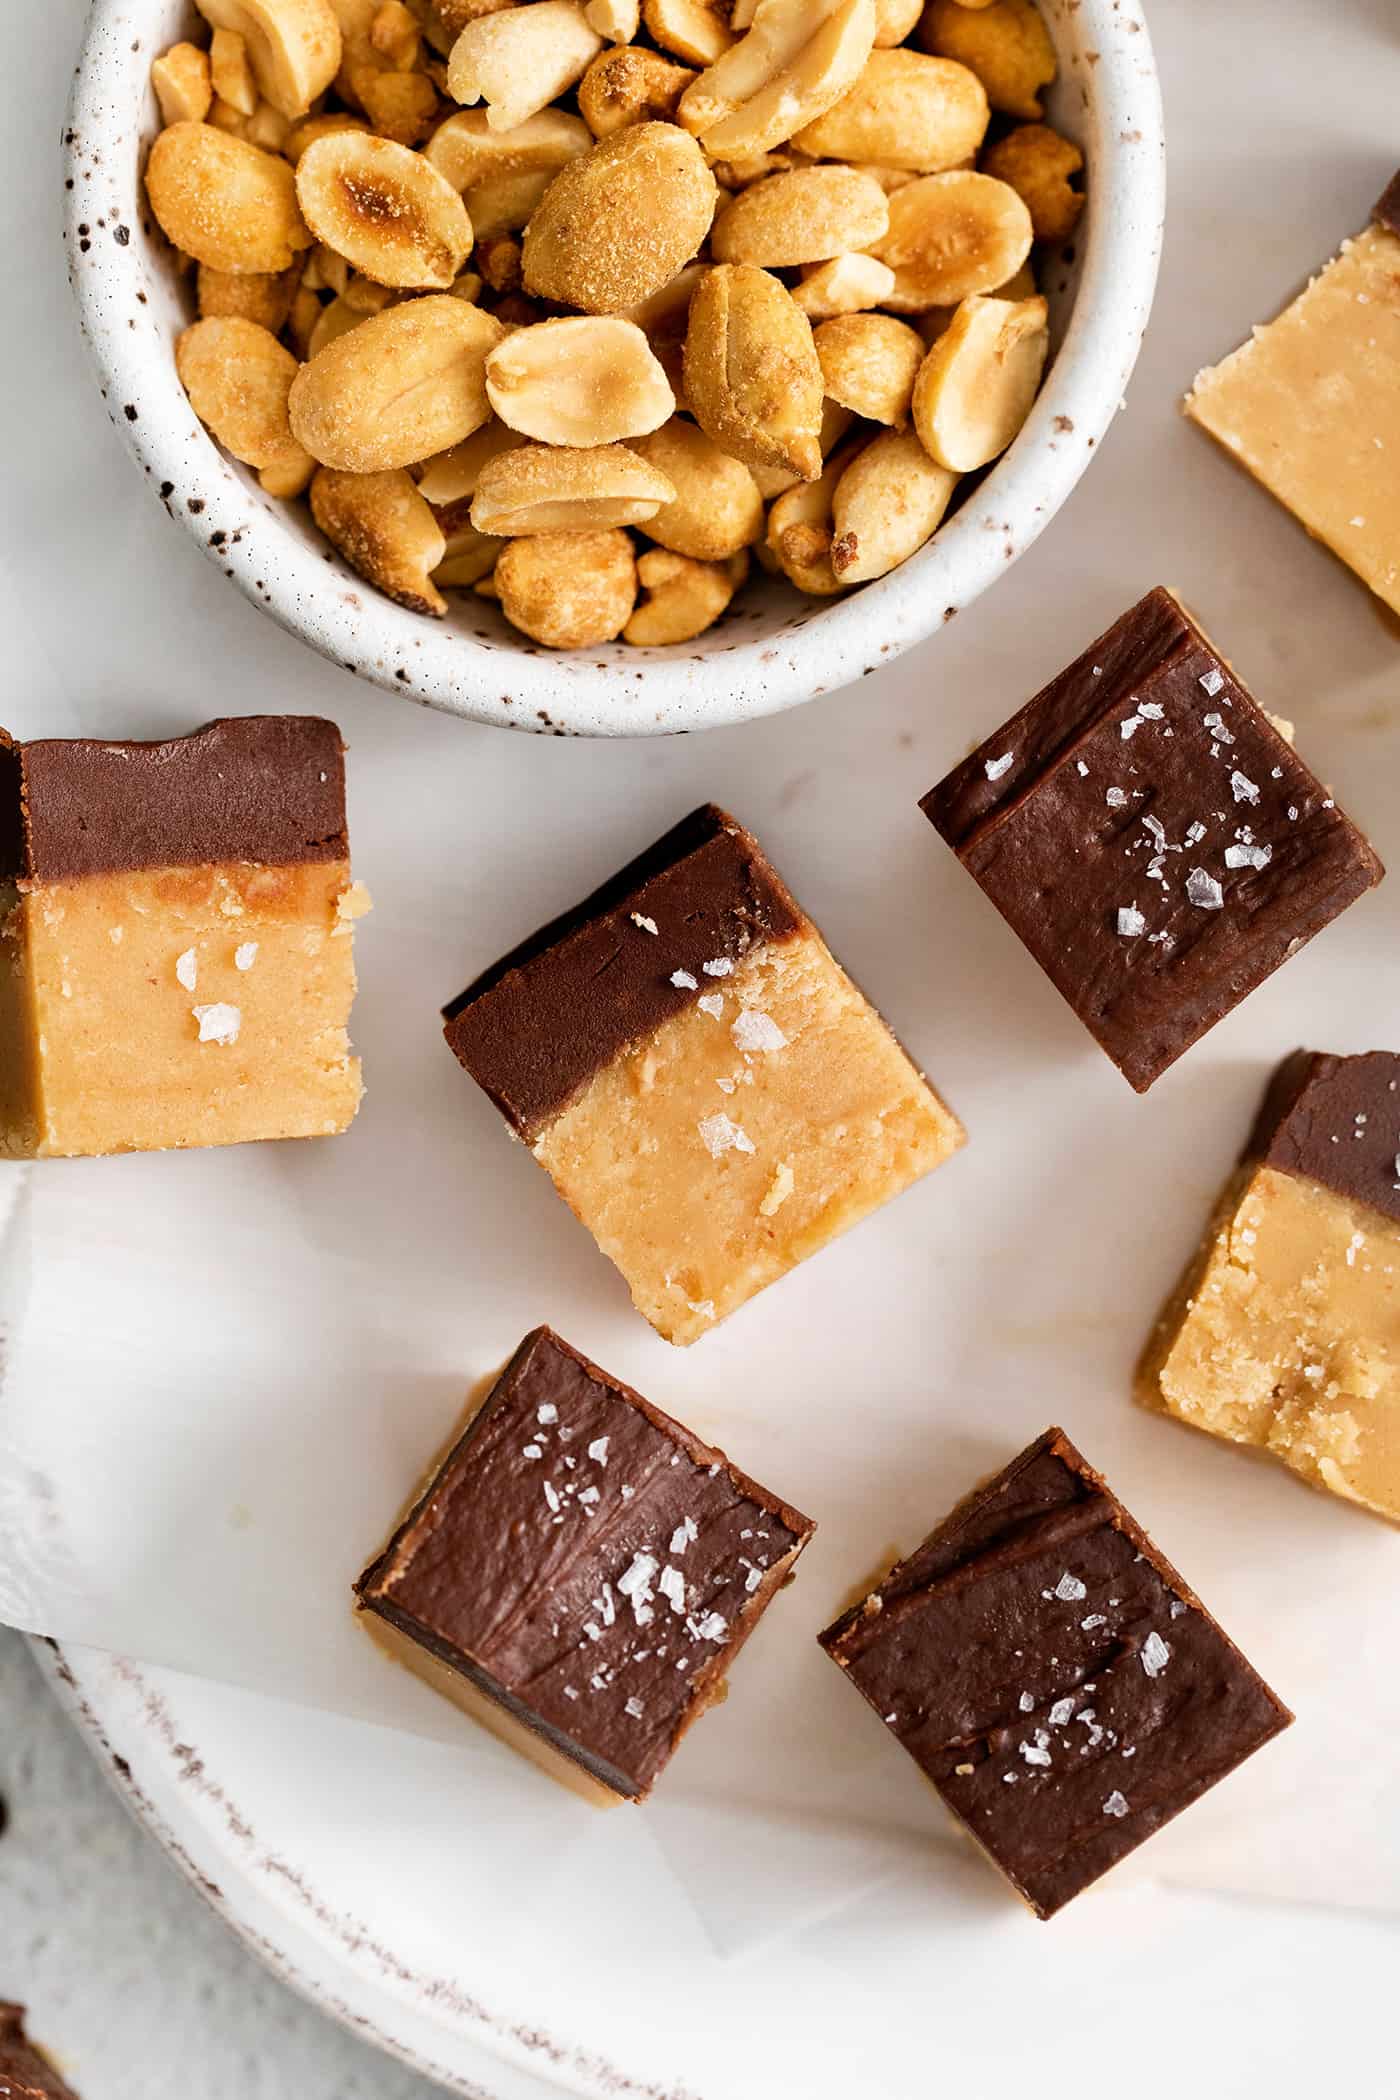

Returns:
1103,1790,1130,1818
1185,868,1224,910
1141,1631,1171,1678
1117,905,1146,937
1053,1572,1087,1602
1230,770,1261,805
702,958,733,977
985,752,1014,781
670,969,699,990
631,913,659,935
1199,667,1226,697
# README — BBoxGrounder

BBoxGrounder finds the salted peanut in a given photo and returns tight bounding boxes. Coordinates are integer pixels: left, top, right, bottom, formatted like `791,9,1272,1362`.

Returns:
426,106,592,188
301,240,350,293
471,443,675,532
792,250,895,318
484,317,674,448
342,270,398,311
621,260,708,406
496,529,637,645
642,0,732,64
358,67,441,143
194,0,343,119
287,282,323,354
630,419,763,559
815,311,924,423
285,111,371,160
250,100,297,150
260,453,318,496
176,316,315,493
684,263,823,479
872,0,921,41
981,122,1083,244
750,396,854,497
578,46,695,137
872,169,1031,310
416,418,524,502
447,3,602,132
523,124,717,313
710,145,808,187
308,293,373,354
433,516,505,585
370,0,422,64
311,465,448,612
405,0,513,55
152,42,214,126
449,267,483,301
829,428,957,580
911,291,1047,470
296,131,472,288
793,49,987,172
211,27,259,115
765,440,861,592
678,0,877,160
197,259,300,330
586,0,641,37
146,123,313,274
289,293,503,468
711,165,888,267
917,0,1055,121
623,548,746,644
477,234,522,290
457,168,542,236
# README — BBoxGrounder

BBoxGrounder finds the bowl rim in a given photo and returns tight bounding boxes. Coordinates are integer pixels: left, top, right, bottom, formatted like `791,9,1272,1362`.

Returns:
64,0,1165,738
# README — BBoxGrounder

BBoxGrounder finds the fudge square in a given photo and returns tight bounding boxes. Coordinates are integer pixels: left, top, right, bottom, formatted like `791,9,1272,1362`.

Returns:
819,1428,1291,1919
355,1327,815,1801
443,805,964,1344
0,716,367,1157
920,588,1383,1092
1140,1050,1400,1522
1186,175,1400,617
0,2004,82,2100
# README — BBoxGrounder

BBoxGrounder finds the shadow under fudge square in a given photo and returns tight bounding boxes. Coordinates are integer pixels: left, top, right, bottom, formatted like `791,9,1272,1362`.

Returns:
920,588,1384,1092
0,2004,81,2100
355,1327,815,1802
819,1429,1292,1919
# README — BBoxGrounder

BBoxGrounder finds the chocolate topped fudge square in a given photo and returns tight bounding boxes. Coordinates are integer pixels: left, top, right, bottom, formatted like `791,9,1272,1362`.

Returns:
1140,1050,1400,1520
356,1327,815,1801
444,805,964,1343
820,1429,1291,1919
0,2005,81,2100
920,589,1383,1091
0,716,368,1156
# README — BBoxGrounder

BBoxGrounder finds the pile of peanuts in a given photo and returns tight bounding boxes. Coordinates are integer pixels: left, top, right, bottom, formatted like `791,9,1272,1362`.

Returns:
144,0,1084,650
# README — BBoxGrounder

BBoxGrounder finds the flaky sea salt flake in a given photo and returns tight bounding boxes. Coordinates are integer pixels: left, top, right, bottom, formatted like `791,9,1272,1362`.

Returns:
1103,1790,1130,1818
732,1009,787,1053
698,1112,755,1158
193,1002,240,1045
1186,867,1224,910
1141,1630,1171,1678
984,752,1014,781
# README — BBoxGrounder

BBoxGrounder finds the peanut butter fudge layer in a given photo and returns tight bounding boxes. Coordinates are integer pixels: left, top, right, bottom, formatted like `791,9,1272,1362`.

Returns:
0,2003,81,2100
444,806,964,1345
1140,1051,1400,1521
820,1429,1291,1919
0,716,366,1157
356,1327,815,1801
921,588,1383,1092
1186,176,1400,616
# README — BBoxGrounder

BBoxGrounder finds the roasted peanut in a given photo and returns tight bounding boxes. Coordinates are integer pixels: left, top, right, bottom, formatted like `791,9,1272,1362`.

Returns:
712,165,888,266
146,123,313,273
296,130,471,286
197,259,301,330
301,239,351,293
765,439,861,592
872,168,1031,309
287,282,323,354
476,233,522,289
642,0,732,65
624,548,746,643
683,263,823,479
578,46,695,136
586,0,641,38
980,122,1083,243
815,311,924,423
370,0,422,64
211,27,259,114
523,123,717,312
176,316,315,490
194,0,343,119
152,42,214,126
484,317,674,444
357,67,441,144
791,251,895,318
793,49,987,170
621,260,708,405
289,293,503,468
917,0,1055,121
284,110,371,159
496,529,638,645
311,465,448,611
433,516,505,585
342,269,398,309
460,168,548,237
308,293,372,354
911,291,1047,469
678,0,877,159
447,2,602,131
829,428,957,579
748,397,853,496
405,0,512,56
416,418,524,502
872,0,922,43
630,418,764,559
471,443,676,532
426,106,592,188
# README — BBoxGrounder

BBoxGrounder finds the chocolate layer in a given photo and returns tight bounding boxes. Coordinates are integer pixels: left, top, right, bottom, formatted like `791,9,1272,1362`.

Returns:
443,805,806,1141
1374,170,1400,238
0,2005,81,2100
357,1327,813,1800
921,588,1384,1092
1245,1048,1400,1228
821,1429,1291,1919
0,717,347,882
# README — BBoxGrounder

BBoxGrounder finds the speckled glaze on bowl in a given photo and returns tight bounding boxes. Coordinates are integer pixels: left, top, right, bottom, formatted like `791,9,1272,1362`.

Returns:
64,0,1163,736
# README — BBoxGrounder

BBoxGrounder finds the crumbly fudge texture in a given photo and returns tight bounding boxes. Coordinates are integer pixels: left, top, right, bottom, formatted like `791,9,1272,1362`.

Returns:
0,2003,81,2100
1140,1050,1400,1521
356,1327,815,1801
1185,178,1400,616
444,806,964,1344
819,1429,1291,1919
920,588,1384,1092
0,717,365,1156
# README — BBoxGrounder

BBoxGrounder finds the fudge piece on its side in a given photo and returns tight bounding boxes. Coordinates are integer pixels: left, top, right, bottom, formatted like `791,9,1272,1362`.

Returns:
0,2003,82,2100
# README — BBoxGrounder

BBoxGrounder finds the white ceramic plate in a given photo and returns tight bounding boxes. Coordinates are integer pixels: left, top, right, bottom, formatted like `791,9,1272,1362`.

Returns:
63,0,1164,734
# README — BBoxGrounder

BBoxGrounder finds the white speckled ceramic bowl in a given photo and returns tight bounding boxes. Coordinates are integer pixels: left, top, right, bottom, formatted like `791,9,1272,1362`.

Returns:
65,0,1163,736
